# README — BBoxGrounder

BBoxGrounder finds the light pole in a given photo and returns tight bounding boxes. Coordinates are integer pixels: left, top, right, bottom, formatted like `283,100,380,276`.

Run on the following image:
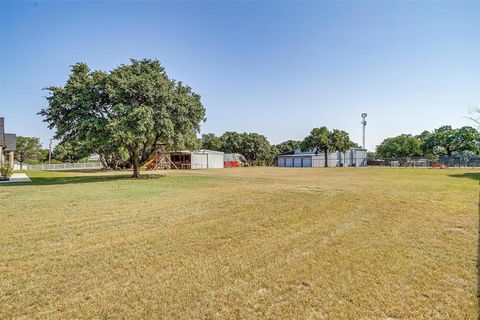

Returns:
361,113,367,149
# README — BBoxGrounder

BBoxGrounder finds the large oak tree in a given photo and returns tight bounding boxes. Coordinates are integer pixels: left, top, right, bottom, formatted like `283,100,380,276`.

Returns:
422,125,479,165
40,59,205,178
376,134,421,164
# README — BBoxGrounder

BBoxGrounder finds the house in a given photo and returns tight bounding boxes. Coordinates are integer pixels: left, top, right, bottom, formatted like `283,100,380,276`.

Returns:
277,148,367,168
0,117,16,168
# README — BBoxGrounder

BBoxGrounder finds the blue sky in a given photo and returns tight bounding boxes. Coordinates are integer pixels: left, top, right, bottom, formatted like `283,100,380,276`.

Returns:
1,1,478,150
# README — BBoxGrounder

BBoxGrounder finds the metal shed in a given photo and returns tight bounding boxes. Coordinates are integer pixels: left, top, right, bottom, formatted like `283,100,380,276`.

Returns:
170,149,224,170
277,148,367,168
192,150,224,169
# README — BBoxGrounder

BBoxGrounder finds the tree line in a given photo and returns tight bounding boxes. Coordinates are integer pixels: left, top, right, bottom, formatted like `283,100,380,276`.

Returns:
31,58,478,175
16,126,357,170
33,58,360,176
199,127,356,167
374,125,479,165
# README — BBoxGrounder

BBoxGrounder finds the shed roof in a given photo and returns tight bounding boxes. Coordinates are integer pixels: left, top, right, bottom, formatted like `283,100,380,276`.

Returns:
278,154,314,158
280,147,366,156
194,149,224,155
171,149,224,155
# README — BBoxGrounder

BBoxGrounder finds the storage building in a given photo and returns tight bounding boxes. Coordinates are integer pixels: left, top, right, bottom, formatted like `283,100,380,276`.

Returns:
277,148,367,168
170,150,224,169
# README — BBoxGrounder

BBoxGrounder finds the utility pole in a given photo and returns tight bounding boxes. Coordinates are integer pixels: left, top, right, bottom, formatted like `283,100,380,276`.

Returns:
361,113,367,149
48,139,52,165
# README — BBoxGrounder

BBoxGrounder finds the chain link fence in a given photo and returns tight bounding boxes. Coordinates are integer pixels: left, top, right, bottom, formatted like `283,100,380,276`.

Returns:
368,155,480,168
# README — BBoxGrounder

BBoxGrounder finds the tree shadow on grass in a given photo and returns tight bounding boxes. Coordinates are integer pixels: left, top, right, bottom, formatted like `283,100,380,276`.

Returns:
448,172,480,181
1,172,166,186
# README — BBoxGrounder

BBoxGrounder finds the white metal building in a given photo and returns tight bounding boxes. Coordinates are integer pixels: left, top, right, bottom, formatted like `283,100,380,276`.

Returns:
192,150,224,169
277,148,367,168
171,150,224,169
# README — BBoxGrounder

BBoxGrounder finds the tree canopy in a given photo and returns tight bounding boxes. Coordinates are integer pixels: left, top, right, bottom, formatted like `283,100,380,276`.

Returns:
376,134,421,160
200,131,274,166
53,140,90,163
422,125,479,164
200,133,222,151
300,127,356,167
14,136,42,169
375,125,480,165
274,140,302,154
40,59,206,177
301,127,333,167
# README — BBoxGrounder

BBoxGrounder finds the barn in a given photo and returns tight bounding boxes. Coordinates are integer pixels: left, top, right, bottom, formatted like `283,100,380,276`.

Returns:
277,148,367,168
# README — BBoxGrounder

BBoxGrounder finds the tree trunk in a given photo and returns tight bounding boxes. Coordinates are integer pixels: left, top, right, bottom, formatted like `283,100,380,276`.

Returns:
447,151,453,167
20,162,23,170
132,158,140,178
130,150,141,178
324,150,328,168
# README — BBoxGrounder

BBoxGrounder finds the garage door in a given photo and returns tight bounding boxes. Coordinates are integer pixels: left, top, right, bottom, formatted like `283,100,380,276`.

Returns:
293,157,303,167
285,157,293,167
302,157,312,167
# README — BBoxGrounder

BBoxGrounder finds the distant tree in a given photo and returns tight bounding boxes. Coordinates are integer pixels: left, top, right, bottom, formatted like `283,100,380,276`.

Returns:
240,133,273,166
275,140,302,154
14,136,42,169
301,127,332,167
219,131,244,153
415,130,433,157
330,129,353,167
350,141,361,148
456,126,480,154
40,59,205,178
53,140,90,163
367,151,377,160
201,133,222,151
214,131,274,165
376,134,421,165
423,126,480,165
37,149,50,163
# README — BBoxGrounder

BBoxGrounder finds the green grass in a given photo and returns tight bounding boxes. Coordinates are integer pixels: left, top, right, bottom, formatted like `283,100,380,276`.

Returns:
0,167,478,319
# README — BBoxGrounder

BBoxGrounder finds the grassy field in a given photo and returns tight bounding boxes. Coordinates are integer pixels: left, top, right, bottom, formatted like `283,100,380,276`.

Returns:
0,167,478,319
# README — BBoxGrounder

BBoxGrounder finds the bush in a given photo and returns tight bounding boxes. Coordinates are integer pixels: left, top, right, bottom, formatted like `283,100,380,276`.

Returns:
1,166,14,178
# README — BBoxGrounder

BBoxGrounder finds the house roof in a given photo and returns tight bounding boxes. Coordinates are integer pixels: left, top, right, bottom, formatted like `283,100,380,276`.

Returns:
4,134,16,151
0,117,4,146
280,147,367,156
